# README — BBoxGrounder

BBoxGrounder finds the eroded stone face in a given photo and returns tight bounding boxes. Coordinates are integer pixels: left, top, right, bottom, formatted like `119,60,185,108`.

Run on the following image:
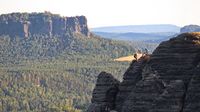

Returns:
87,72,120,112
183,62,200,112
0,13,90,38
89,33,200,112
115,55,150,111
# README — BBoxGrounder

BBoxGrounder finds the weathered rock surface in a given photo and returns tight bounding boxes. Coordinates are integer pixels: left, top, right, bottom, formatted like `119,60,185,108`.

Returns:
183,61,200,112
0,12,90,38
89,32,200,112
87,72,120,112
115,55,150,111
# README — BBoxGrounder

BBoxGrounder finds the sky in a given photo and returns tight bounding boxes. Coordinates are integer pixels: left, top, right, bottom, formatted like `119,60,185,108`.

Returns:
0,0,200,28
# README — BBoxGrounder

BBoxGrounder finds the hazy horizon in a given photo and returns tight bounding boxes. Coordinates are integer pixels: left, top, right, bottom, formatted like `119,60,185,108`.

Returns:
0,0,199,28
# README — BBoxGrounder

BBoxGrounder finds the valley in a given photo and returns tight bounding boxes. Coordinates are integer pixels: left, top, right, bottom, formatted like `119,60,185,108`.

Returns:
0,12,148,111
0,12,199,112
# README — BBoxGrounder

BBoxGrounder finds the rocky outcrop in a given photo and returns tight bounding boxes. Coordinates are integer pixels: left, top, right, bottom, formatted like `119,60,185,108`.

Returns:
66,16,90,36
0,12,90,38
180,25,200,33
89,32,200,112
87,72,120,112
115,55,150,111
183,61,200,112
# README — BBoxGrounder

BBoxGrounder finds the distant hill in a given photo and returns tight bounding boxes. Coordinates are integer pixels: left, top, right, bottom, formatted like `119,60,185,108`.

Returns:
93,31,177,43
91,24,180,33
180,25,200,33
91,24,180,43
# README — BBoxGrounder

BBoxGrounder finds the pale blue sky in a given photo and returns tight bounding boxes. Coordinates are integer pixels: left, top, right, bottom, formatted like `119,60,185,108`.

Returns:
0,0,199,28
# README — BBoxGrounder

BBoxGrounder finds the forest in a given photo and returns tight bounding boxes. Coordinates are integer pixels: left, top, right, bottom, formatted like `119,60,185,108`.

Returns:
0,33,157,111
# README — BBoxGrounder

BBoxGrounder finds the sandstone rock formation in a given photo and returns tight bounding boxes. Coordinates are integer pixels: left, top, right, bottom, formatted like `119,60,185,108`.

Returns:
88,32,200,112
0,12,90,38
87,72,120,112
115,55,150,111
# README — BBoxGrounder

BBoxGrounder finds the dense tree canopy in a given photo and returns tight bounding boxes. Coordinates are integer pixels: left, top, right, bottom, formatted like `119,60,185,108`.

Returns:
0,33,156,111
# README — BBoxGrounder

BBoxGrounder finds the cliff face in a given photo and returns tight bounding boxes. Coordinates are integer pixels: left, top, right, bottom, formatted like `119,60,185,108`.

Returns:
0,12,90,38
88,32,200,112
88,72,120,111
